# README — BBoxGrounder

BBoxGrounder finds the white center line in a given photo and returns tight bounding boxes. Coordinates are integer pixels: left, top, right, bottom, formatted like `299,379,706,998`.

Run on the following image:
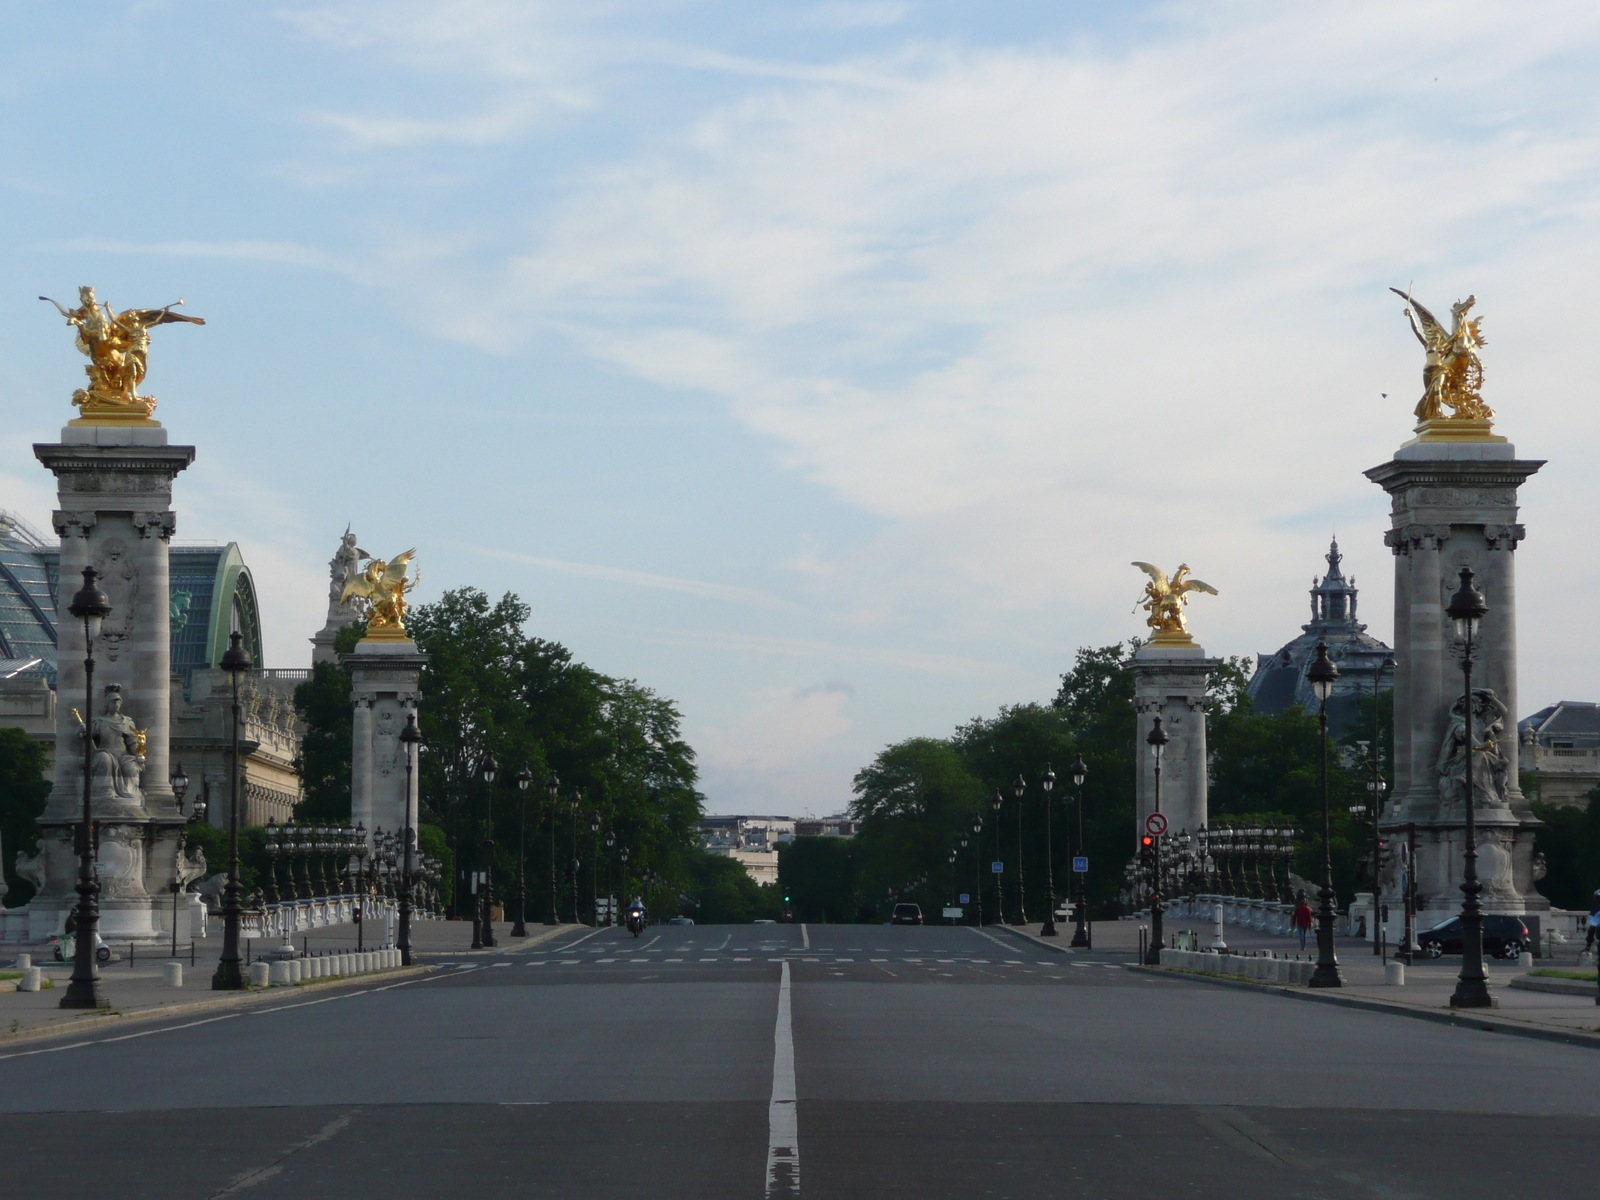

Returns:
800,924,810,950
766,959,799,1198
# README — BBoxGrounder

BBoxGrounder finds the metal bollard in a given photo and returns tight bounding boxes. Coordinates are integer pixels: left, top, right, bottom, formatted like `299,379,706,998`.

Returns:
163,962,183,988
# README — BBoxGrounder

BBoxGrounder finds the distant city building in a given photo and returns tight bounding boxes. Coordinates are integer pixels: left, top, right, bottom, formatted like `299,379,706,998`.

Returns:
1518,703,1600,809
794,815,855,838
1245,538,1393,736
696,815,801,887
0,510,303,839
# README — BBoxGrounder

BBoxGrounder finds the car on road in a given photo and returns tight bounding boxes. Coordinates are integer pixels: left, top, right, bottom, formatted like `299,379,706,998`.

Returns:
1417,914,1530,959
752,919,776,924
890,903,923,925
668,917,695,925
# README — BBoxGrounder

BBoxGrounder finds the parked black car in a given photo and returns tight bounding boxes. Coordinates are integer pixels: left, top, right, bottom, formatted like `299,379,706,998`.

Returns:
890,903,923,925
1417,914,1530,959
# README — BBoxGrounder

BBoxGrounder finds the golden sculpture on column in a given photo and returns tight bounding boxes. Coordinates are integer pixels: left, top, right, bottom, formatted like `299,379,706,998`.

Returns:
341,550,418,642
41,286,205,425
1391,287,1504,442
1132,562,1218,647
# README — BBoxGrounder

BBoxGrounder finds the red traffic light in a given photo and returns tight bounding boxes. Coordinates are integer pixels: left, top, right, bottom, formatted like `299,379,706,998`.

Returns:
1140,835,1155,848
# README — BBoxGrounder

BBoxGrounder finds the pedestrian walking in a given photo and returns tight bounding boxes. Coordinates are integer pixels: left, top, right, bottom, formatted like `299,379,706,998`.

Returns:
1292,891,1314,951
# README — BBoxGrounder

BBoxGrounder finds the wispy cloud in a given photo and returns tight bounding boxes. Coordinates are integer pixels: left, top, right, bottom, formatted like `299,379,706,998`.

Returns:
466,545,801,611
622,626,1006,679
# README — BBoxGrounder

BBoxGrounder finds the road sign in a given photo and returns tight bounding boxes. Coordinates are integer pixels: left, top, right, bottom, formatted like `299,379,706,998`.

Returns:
942,907,964,919
1072,856,1088,873
991,861,1003,874
959,893,970,904
1145,812,1168,836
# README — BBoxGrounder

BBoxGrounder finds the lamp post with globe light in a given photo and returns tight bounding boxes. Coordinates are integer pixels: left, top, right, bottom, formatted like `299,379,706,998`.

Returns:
1307,641,1343,989
1070,756,1090,949
210,631,253,991
1445,568,1495,1010
1143,716,1169,966
60,568,113,1010
479,752,498,948
1039,764,1058,936
512,765,532,937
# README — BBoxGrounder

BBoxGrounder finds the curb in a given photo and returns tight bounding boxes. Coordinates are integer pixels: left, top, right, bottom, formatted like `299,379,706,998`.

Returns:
0,963,437,1049
1509,975,1600,997
1127,964,1600,1051
996,926,1076,955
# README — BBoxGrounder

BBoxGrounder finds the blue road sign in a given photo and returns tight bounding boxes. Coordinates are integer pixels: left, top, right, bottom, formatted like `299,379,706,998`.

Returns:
991,861,1003,874
959,893,970,904
1073,856,1089,873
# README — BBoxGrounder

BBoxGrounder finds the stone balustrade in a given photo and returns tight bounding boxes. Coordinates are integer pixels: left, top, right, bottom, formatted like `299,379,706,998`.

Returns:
1158,947,1316,985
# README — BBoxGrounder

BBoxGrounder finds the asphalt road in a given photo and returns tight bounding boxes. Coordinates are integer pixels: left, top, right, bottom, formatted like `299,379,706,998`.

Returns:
3,922,1598,1200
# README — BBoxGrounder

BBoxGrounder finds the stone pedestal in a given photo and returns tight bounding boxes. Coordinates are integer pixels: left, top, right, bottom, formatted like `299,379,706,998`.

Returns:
1128,640,1218,848
26,424,194,943
1366,436,1546,930
342,640,426,842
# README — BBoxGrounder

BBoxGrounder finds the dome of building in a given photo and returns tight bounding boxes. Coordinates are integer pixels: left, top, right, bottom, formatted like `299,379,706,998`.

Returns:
1245,537,1393,736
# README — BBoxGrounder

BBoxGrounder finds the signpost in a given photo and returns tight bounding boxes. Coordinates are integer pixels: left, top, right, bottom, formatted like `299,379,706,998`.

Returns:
959,893,970,905
991,862,1003,874
1145,812,1168,837
1072,856,1088,873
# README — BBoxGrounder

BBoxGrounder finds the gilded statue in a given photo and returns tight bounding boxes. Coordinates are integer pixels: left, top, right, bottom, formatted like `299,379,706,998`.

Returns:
1133,562,1218,642
340,549,418,639
41,286,205,422
1391,287,1490,424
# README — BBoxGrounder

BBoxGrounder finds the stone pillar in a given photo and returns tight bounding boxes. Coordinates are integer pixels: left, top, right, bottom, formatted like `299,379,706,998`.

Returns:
31,426,194,943
342,641,426,843
1128,641,1218,848
1367,437,1545,931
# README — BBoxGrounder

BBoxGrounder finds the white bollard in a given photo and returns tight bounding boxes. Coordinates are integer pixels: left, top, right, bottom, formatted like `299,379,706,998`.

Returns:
16,953,30,971
250,962,271,987
1385,961,1405,986
337,953,350,975
1518,951,1534,969
1211,904,1227,950
162,962,183,988
19,966,41,992
269,961,290,985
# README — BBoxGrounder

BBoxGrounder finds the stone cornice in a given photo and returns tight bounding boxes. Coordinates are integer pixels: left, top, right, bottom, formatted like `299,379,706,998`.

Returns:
1363,458,1545,493
33,443,196,477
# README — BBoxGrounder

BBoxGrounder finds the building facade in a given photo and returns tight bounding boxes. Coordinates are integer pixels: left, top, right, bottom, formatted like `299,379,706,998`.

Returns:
1519,702,1600,809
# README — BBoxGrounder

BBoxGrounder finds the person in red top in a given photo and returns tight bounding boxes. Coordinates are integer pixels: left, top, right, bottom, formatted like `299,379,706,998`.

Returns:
1291,891,1315,951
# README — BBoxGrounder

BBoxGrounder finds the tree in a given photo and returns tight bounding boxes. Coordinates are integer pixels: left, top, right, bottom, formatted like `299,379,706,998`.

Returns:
682,850,781,924
778,837,858,924
0,728,50,907
1531,792,1600,911
292,621,365,823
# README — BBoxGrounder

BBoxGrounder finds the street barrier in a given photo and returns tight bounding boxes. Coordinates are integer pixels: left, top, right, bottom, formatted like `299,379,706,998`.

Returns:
1157,947,1315,985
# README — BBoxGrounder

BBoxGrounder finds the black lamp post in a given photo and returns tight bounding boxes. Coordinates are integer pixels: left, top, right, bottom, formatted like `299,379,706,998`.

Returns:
620,846,630,910
1012,773,1028,925
480,752,498,948
971,817,983,926
397,713,421,965
1070,755,1090,948
61,567,113,1010
1307,640,1344,989
1445,568,1495,1008
512,765,532,937
169,762,190,958
604,828,616,925
569,789,582,924
589,810,601,928
990,787,1003,924
544,772,560,925
1039,764,1058,936
1144,715,1169,966
209,630,252,991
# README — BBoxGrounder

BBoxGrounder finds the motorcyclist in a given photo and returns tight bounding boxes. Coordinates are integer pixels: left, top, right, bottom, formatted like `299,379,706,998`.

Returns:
626,897,647,935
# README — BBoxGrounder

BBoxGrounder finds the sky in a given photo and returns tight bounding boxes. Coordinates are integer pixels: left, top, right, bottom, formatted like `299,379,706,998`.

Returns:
2,1,1598,816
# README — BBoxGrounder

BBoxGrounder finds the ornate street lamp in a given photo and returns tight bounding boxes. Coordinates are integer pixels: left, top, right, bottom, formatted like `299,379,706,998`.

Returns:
479,751,498,948
971,816,983,926
569,789,583,925
1039,764,1058,936
589,810,601,929
1143,716,1169,965
169,763,191,957
1445,568,1495,1009
211,630,253,991
989,787,1003,925
544,771,560,926
1307,640,1343,989
262,817,281,906
1070,755,1090,948
397,712,421,965
605,828,616,925
512,765,532,937
1012,773,1028,925
60,567,113,1010
619,845,630,911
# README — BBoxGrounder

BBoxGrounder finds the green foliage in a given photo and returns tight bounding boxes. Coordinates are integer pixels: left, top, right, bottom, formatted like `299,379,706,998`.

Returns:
408,587,703,922
0,728,49,907
778,836,859,923
291,623,365,824
418,822,452,908
1531,792,1600,911
181,823,270,895
682,849,781,924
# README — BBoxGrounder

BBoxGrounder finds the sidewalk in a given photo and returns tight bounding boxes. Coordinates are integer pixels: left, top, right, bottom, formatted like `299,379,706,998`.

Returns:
0,920,589,1045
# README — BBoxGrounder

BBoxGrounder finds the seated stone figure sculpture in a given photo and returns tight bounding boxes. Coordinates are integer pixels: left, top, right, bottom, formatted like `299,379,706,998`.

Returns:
84,684,145,802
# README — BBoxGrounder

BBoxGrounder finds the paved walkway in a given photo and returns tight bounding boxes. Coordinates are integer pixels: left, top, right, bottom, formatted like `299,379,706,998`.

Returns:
0,920,590,1042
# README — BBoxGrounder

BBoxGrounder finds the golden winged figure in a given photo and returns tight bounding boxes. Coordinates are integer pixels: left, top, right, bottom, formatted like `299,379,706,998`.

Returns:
1132,562,1218,642
340,549,418,638
1391,287,1490,424
41,286,205,422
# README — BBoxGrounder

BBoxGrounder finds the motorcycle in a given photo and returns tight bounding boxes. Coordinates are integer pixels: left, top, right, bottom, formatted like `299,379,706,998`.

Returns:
626,909,646,937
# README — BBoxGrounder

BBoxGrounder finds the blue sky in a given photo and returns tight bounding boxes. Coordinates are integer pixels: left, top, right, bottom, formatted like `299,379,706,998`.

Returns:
3,1,1598,814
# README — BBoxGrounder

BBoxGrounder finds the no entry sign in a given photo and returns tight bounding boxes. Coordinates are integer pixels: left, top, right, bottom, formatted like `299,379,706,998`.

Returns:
1145,812,1168,836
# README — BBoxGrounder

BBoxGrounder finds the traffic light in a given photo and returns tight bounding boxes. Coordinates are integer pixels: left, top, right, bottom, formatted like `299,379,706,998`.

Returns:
1139,834,1155,864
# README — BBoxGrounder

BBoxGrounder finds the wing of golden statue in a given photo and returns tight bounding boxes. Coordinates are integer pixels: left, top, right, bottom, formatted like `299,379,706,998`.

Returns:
1174,578,1219,597
1390,287,1445,349
1131,562,1169,593
380,550,416,592
340,563,382,606
121,305,207,329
